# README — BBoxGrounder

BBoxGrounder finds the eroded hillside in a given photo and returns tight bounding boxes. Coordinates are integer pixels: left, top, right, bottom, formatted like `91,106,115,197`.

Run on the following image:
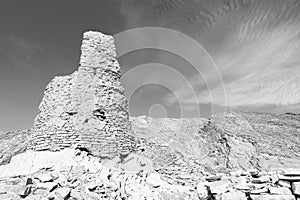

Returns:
132,112,300,176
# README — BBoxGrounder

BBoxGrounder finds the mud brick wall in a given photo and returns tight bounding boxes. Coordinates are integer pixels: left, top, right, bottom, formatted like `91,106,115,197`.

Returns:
29,31,136,158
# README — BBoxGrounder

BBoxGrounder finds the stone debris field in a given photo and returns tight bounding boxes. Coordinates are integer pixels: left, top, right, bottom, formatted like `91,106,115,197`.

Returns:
0,149,300,200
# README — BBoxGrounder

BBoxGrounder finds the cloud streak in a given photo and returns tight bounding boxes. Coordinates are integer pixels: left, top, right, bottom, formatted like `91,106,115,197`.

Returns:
121,0,300,113
0,34,42,71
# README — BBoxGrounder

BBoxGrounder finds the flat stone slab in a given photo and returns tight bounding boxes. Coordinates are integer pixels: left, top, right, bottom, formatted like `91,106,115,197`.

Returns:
269,186,292,195
222,191,247,200
279,175,300,181
0,149,76,178
283,170,300,176
251,195,296,200
292,182,300,196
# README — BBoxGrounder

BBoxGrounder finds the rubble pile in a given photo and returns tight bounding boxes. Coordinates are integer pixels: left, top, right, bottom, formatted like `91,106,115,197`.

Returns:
0,149,299,200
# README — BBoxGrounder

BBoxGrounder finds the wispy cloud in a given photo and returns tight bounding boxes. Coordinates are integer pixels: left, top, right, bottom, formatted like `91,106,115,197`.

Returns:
166,24,300,108
121,0,300,113
0,34,42,70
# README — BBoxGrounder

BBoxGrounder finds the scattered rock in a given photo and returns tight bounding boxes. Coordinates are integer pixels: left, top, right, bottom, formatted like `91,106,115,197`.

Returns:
47,192,56,200
35,173,54,183
208,178,230,194
26,177,33,186
70,189,82,199
87,182,98,191
37,182,57,192
205,175,222,182
252,176,270,183
251,194,296,200
269,186,293,195
54,187,71,200
146,172,163,188
249,169,260,177
270,174,280,184
0,148,299,200
278,180,292,188
234,185,251,191
250,187,269,194
279,175,300,181
196,182,209,199
17,185,31,198
222,191,247,200
284,170,300,176
99,166,110,182
291,182,300,196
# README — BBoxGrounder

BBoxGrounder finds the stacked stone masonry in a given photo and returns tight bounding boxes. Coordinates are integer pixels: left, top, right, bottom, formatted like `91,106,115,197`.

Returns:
29,73,79,151
29,31,136,158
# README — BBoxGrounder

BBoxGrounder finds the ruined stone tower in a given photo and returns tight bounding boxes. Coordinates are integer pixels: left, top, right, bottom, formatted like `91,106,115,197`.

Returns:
29,31,135,158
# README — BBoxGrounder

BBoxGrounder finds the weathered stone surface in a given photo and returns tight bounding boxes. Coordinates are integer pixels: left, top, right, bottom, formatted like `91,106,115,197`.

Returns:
249,169,260,177
0,149,299,200
279,180,292,188
0,149,75,178
29,72,79,152
279,175,300,181
205,175,222,182
131,112,300,183
28,31,136,158
252,176,270,183
146,172,163,188
251,195,296,200
292,182,300,196
284,170,300,176
269,186,293,195
70,189,82,199
250,187,269,194
17,185,31,198
208,179,231,194
54,187,71,199
0,130,30,165
196,182,209,199
221,191,247,200
2,106,299,178
234,185,251,191
36,182,57,191
34,173,54,183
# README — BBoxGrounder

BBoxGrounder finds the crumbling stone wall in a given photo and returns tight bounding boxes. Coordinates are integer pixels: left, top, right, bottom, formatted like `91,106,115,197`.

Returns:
29,31,135,158
29,73,79,151
73,31,135,157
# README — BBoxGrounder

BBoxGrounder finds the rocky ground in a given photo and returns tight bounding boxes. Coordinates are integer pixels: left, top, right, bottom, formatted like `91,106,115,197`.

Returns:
0,111,299,199
0,148,299,200
0,129,30,165
132,111,300,171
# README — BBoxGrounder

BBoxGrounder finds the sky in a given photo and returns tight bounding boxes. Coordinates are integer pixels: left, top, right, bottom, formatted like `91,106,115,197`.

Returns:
1,0,300,131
